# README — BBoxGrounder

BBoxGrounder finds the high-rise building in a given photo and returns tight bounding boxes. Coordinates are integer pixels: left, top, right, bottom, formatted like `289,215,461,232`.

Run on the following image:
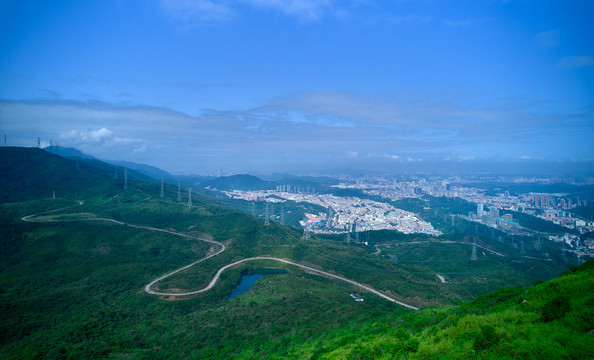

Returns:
477,203,484,217
489,206,499,218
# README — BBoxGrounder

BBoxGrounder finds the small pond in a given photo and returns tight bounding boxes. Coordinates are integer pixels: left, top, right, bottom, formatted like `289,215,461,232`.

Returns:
228,268,288,300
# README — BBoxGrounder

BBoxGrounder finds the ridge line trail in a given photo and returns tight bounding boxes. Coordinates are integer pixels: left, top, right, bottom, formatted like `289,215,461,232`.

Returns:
21,201,418,310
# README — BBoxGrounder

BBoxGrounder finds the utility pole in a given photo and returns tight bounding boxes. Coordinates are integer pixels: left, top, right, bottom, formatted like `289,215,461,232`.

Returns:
124,168,128,190
265,203,270,225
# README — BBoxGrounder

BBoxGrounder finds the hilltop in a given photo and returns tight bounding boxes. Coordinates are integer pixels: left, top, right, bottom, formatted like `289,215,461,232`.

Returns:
0,147,153,203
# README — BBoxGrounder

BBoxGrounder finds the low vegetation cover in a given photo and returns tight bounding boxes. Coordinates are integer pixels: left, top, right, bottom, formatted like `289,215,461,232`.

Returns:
270,261,594,359
0,148,589,358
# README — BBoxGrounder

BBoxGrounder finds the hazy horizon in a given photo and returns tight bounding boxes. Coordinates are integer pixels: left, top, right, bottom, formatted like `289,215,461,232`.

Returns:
1,1,593,175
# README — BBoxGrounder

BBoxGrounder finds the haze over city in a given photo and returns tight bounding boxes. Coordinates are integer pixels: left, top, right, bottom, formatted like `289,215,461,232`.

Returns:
1,0,593,174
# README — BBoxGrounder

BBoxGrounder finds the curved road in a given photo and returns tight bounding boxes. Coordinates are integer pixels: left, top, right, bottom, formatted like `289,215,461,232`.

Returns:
21,201,419,310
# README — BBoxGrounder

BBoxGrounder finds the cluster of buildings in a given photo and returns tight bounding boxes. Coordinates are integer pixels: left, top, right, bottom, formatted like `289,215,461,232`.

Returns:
468,205,519,230
223,189,441,236
220,175,593,260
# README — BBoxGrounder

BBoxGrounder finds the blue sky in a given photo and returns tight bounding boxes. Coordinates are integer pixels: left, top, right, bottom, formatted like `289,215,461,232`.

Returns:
0,0,592,174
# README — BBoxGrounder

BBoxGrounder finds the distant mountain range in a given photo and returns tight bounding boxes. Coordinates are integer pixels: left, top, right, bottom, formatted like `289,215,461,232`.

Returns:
44,146,212,186
43,146,340,192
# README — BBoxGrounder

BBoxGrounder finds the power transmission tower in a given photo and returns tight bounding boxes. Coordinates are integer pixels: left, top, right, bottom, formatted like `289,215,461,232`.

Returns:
3,135,6,146
124,168,128,190
188,188,192,208
346,232,351,244
52,190,55,199
160,177,164,198
303,227,310,240
280,206,285,226
265,203,270,225
177,180,181,201
37,137,40,148
470,238,478,261
356,231,360,243
521,240,525,255
251,202,256,216
114,167,118,180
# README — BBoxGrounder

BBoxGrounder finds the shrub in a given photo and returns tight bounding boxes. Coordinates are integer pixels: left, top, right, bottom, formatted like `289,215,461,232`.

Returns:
541,295,570,322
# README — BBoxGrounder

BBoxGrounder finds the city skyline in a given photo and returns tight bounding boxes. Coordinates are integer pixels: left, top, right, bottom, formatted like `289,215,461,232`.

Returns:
1,1,593,174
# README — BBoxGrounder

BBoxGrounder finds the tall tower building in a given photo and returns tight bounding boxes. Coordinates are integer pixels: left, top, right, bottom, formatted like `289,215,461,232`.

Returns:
477,203,484,217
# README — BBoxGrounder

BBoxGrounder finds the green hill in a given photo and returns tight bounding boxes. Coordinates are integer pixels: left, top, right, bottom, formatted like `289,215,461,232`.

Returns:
0,147,586,358
276,260,594,359
0,147,153,203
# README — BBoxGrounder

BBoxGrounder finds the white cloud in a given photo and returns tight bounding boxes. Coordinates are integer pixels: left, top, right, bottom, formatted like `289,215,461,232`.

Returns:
346,150,359,158
160,0,338,24
133,145,147,153
160,0,236,25
456,155,475,161
243,0,334,21
557,56,594,69
61,127,114,144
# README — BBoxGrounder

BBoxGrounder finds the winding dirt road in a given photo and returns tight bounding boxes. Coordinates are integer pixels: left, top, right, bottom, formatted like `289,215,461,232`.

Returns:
21,201,419,310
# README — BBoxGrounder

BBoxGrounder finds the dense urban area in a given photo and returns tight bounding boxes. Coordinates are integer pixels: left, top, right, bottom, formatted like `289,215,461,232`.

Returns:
222,175,594,261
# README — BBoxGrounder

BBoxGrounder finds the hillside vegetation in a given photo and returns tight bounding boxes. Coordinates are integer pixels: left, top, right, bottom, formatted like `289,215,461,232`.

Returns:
276,260,594,359
0,147,588,358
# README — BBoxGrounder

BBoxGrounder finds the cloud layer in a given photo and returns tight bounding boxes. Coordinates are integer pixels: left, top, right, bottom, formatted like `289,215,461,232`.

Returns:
2,90,592,173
